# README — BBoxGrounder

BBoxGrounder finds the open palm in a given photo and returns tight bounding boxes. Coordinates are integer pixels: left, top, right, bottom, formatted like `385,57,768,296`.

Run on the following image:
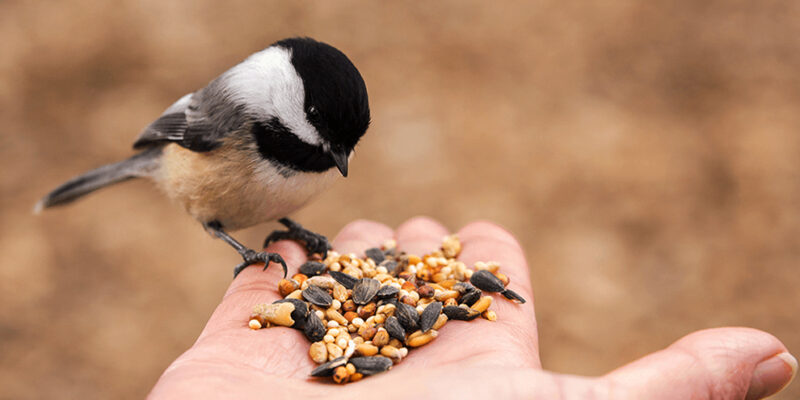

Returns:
150,217,795,399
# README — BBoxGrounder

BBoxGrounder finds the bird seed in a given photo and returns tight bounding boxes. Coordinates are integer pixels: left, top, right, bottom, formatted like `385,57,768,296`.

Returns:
247,234,527,384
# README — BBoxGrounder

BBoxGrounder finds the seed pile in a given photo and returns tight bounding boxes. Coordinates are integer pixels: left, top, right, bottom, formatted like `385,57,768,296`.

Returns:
247,235,526,384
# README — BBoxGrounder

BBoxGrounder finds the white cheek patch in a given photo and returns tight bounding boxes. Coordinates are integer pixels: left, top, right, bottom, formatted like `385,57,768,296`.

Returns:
222,46,322,146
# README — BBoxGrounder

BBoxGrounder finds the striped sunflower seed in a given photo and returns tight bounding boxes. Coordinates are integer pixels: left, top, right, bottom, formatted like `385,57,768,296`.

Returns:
310,356,348,377
329,270,358,289
380,260,400,276
419,301,442,333
459,288,481,307
353,278,380,305
395,302,420,331
302,285,333,308
299,261,326,277
349,356,393,376
452,281,476,294
303,310,326,342
364,248,385,264
376,285,399,299
470,270,506,292
384,316,406,341
442,305,480,321
501,288,527,303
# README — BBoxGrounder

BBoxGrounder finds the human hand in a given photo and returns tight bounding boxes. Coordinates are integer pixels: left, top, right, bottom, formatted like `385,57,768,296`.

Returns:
150,217,797,399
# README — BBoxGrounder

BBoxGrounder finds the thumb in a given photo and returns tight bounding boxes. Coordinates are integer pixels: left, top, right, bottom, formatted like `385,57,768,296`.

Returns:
602,327,797,400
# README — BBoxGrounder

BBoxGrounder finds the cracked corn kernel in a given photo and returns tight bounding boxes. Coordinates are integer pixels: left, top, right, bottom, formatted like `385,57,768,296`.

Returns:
407,330,438,348
349,372,364,382
309,342,327,364
471,296,492,313
327,343,344,360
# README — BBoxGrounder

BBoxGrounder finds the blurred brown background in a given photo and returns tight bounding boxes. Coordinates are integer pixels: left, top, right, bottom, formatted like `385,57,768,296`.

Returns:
1,1,798,398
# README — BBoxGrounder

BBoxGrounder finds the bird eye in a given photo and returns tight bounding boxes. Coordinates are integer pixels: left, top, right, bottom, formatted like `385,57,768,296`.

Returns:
307,106,320,120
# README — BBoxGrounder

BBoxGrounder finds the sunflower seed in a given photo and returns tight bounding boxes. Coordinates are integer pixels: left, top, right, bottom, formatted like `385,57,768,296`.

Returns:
303,311,326,342
310,356,348,377
353,278,380,305
329,270,358,289
395,302,420,331
384,316,406,341
364,248,385,264
470,270,506,292
395,257,410,276
376,285,399,299
452,281,476,294
501,288,527,303
299,261,326,277
380,260,400,276
302,285,333,308
459,288,481,306
419,301,442,333
349,356,393,375
274,298,309,330
442,305,480,321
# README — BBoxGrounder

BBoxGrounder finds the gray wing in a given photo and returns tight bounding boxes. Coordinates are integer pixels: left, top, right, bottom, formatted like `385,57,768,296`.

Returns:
133,88,246,152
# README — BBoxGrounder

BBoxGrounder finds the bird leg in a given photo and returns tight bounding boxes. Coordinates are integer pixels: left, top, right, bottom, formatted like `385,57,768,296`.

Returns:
204,221,288,279
263,218,332,258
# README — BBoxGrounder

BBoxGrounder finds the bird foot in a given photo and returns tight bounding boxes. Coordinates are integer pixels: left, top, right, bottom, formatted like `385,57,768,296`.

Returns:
263,218,332,258
233,249,288,279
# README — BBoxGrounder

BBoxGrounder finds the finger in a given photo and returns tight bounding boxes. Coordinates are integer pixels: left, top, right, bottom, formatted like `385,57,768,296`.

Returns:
394,216,450,255
457,220,533,303
181,221,393,379
602,327,797,400
331,219,394,256
349,365,600,400
165,239,313,381
390,219,540,371
203,239,307,334
219,239,309,314
456,221,540,365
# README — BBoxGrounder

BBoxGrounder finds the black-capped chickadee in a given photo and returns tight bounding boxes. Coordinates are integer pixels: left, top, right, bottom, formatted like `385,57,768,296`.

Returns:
35,37,370,278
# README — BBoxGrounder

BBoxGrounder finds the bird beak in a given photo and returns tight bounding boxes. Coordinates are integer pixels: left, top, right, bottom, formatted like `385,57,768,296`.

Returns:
330,147,349,177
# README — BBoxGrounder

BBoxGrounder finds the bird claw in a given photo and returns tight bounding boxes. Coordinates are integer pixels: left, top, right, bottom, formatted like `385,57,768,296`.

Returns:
233,250,288,279
263,218,332,258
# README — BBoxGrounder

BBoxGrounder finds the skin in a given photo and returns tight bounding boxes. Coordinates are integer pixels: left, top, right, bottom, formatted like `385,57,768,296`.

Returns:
150,217,796,399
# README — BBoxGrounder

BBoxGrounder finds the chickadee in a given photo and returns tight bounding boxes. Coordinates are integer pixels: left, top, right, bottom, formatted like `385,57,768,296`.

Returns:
35,37,370,278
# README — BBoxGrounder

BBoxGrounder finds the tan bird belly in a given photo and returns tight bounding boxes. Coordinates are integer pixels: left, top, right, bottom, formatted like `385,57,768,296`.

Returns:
154,143,340,231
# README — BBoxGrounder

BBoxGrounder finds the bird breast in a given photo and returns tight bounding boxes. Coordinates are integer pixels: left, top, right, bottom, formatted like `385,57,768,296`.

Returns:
154,142,340,231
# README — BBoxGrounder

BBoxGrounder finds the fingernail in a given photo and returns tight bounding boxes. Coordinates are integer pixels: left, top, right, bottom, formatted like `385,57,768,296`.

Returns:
745,352,797,400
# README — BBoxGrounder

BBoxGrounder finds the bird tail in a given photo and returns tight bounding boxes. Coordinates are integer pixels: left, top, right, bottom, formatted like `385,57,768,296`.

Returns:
34,147,162,213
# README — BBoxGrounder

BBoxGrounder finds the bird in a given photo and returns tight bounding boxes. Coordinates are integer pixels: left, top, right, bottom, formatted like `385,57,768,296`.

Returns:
35,37,371,278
